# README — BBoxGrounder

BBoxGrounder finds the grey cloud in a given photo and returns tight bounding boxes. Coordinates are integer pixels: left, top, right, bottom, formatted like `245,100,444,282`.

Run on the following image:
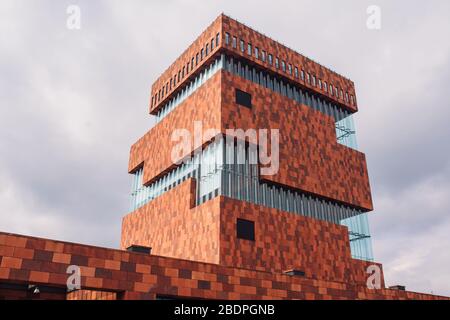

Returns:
0,0,449,295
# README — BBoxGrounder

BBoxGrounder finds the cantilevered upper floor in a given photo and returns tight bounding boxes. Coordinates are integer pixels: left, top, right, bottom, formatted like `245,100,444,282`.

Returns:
150,14,358,115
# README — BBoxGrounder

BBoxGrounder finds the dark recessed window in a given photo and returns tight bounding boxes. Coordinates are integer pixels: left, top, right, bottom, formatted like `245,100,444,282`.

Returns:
240,39,245,52
232,36,237,49
236,219,255,241
225,32,230,45
235,89,252,108
284,269,305,277
126,245,152,254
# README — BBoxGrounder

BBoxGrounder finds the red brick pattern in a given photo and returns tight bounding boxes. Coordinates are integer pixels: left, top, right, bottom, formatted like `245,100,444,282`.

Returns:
121,180,372,283
1,232,447,300
124,14,373,301
151,14,357,115
121,179,221,265
131,70,371,209
219,197,377,285
221,71,373,210
150,16,222,114
129,71,222,180
221,15,357,112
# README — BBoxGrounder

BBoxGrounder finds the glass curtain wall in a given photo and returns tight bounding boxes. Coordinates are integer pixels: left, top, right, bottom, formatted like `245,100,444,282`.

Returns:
155,56,224,123
130,136,374,261
341,213,373,261
154,54,357,150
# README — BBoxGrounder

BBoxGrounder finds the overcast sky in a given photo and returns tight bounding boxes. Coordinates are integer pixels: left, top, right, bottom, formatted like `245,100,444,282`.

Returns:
1,0,449,296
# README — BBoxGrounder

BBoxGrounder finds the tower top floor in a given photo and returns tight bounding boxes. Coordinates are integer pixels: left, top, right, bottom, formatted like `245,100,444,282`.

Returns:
150,14,357,115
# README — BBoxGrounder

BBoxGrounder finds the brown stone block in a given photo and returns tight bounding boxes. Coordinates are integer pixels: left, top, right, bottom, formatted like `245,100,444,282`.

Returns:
136,263,151,274
0,267,10,279
4,235,27,248
13,247,34,259
44,241,64,253
29,271,50,283
53,253,71,264
105,259,121,271
88,257,105,268
0,245,14,257
134,282,152,293
85,277,103,288
1,256,22,269
80,266,95,278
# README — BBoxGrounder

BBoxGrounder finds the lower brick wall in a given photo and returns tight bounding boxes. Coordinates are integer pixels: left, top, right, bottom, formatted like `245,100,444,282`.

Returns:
0,232,448,300
121,179,380,285
219,197,382,285
121,179,221,264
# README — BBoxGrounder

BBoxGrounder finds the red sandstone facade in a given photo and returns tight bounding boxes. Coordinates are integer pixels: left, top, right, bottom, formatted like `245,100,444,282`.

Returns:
1,232,447,300
150,15,357,115
0,14,447,300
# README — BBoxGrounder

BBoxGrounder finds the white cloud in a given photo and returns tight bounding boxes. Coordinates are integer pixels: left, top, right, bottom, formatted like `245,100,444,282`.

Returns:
371,165,450,295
